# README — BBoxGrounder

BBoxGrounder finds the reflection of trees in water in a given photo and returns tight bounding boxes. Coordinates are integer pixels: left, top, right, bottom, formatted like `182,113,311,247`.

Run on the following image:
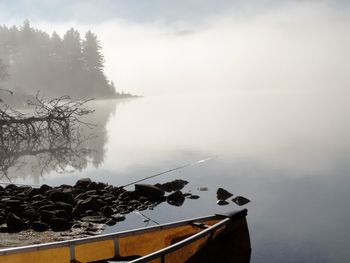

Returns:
0,99,118,183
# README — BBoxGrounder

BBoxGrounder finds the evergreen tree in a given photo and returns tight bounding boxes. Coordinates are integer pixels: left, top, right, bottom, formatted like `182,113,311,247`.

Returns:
63,28,83,70
82,30,104,72
0,21,120,99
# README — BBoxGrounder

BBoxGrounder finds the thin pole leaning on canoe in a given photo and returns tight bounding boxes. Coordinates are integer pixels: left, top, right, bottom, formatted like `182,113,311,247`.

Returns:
121,156,216,188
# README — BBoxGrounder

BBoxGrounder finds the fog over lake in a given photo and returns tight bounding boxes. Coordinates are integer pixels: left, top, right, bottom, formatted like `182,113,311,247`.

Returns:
1,1,350,262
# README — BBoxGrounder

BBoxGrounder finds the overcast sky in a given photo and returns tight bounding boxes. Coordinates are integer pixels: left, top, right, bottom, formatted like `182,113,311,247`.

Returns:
1,0,350,96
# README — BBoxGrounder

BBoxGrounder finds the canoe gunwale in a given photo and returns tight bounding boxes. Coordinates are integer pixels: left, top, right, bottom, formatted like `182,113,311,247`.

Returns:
0,214,218,256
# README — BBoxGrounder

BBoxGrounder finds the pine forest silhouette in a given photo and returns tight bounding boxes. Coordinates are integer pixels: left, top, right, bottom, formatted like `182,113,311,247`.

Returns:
0,20,130,100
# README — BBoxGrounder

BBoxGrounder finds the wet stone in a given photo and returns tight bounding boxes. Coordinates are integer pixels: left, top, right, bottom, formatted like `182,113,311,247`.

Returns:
232,196,250,206
31,221,49,232
50,218,72,231
81,216,107,224
167,191,185,207
216,200,229,206
39,184,52,194
216,188,233,201
7,213,27,231
75,178,92,189
187,195,200,199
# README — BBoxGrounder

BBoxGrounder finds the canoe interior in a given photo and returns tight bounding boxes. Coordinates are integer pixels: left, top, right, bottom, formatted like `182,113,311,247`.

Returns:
0,210,250,263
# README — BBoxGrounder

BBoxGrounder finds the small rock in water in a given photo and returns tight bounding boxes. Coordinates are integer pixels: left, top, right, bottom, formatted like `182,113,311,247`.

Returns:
166,191,185,207
135,184,165,201
198,187,208,191
216,188,233,201
216,200,229,206
232,196,250,206
106,218,117,226
112,214,126,222
160,180,189,192
187,195,200,199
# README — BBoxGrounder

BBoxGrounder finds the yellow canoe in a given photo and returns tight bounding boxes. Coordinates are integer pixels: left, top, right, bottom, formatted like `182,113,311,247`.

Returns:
0,209,250,263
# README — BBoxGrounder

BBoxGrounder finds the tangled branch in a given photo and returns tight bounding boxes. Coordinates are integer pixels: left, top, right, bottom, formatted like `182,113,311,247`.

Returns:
0,94,95,181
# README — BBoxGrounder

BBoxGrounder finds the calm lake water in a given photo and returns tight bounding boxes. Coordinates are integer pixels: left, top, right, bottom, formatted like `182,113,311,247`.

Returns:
2,91,350,262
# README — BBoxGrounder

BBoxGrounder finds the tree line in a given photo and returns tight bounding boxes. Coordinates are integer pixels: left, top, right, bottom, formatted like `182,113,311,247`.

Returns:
0,20,127,99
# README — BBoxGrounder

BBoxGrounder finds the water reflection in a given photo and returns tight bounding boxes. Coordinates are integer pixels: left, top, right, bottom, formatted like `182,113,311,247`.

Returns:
0,99,118,184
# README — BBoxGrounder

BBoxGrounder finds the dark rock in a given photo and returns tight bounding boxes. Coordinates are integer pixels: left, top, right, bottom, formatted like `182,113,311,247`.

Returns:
31,221,49,232
59,184,72,189
216,188,233,201
55,202,73,214
75,196,104,213
166,191,185,207
75,192,88,200
49,190,74,204
187,195,200,199
32,194,46,201
81,215,107,223
54,209,72,221
50,217,72,231
75,178,92,189
84,210,95,216
40,210,55,223
22,210,40,221
135,184,164,201
86,181,98,190
38,204,58,212
118,191,132,201
31,200,49,208
39,184,52,194
5,184,18,191
4,199,21,207
112,214,126,222
7,213,27,231
106,218,117,226
138,196,149,202
101,206,114,217
232,196,250,206
216,200,229,206
27,188,40,198
161,179,189,192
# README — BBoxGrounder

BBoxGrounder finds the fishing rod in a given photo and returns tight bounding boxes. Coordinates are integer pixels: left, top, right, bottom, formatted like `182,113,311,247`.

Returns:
0,156,216,188
134,211,160,225
121,156,216,188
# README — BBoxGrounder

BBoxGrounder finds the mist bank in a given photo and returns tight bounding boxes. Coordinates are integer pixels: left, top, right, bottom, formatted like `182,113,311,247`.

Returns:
29,2,349,97
0,20,135,101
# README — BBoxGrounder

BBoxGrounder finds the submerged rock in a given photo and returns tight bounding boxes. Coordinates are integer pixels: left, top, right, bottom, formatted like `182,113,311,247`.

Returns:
216,200,229,206
232,196,250,206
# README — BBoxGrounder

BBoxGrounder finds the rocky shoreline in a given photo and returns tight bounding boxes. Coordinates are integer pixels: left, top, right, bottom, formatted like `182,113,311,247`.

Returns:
0,178,190,234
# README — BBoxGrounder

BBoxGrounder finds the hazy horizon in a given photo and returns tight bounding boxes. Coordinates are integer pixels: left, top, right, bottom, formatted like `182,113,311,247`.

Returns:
2,1,350,96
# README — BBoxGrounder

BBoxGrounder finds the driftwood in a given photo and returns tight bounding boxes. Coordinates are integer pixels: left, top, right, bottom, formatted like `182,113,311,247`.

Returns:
0,94,95,182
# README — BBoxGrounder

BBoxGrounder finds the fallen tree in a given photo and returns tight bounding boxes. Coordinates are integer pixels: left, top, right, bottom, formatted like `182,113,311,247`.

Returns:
0,94,95,182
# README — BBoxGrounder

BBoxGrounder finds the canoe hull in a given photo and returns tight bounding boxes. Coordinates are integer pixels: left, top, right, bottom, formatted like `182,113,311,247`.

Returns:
0,210,250,263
